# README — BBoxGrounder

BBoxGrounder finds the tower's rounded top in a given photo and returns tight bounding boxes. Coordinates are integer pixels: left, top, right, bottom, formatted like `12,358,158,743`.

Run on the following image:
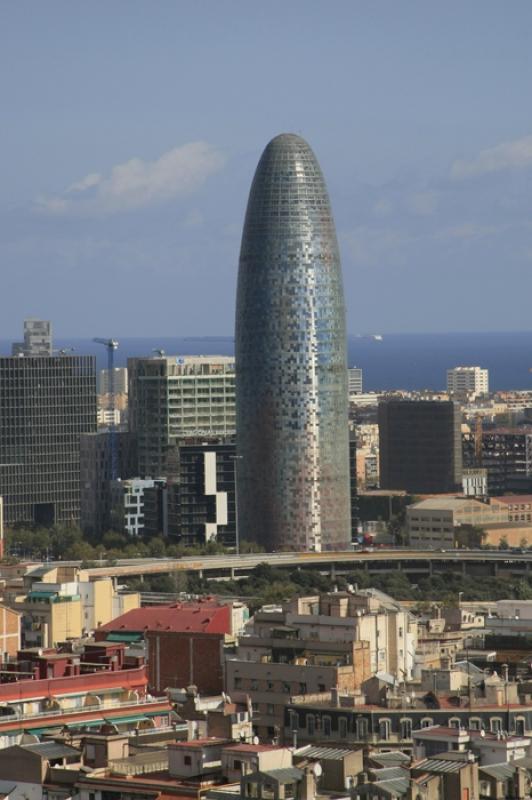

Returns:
261,133,316,159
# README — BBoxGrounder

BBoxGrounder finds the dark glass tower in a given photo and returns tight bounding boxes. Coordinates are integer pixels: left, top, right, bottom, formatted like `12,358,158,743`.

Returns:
235,133,351,552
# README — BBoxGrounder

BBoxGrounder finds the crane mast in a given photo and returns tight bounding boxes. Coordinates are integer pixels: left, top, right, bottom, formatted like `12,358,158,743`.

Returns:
93,338,120,480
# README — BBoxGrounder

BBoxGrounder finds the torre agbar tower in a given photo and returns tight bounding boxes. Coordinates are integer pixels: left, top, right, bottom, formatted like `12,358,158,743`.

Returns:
235,133,351,552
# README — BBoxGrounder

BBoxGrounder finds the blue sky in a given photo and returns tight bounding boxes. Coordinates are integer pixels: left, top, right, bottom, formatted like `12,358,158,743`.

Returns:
2,1,532,336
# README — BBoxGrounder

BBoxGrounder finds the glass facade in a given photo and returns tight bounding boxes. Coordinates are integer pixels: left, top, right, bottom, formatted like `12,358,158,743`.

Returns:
235,134,351,552
0,356,96,526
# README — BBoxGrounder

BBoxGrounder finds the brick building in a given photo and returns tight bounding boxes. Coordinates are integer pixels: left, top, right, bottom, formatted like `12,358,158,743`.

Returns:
96,599,239,694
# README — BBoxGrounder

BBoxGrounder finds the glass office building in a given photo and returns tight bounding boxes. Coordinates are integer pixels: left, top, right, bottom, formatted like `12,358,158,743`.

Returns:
235,134,351,552
0,355,96,526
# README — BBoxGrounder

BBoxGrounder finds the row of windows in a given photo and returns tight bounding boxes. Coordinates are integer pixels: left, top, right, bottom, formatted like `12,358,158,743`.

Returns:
295,714,527,739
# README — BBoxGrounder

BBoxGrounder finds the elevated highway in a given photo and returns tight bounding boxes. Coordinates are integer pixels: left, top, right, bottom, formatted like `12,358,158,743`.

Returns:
80,549,532,583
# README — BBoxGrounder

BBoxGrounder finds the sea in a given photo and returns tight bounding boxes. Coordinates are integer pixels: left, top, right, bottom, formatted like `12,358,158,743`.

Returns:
1,331,532,393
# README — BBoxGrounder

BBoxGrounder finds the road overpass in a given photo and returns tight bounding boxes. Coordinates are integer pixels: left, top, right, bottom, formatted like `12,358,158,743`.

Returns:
79,549,532,583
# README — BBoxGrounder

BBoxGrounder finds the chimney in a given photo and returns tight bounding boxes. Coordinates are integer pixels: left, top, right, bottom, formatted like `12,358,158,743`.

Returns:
299,767,317,800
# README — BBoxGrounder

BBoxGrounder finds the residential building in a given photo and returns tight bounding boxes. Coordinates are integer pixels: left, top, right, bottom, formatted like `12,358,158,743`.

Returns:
285,667,532,751
16,565,139,647
226,590,416,740
0,603,20,658
348,367,363,395
379,400,463,494
80,430,137,536
11,318,52,357
96,599,247,695
178,439,236,546
463,427,532,495
128,355,235,477
235,134,351,553
447,366,489,399
110,477,166,537
0,354,96,526
0,641,172,748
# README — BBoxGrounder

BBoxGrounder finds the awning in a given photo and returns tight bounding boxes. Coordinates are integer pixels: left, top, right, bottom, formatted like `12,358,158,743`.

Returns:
106,632,143,643
104,715,149,726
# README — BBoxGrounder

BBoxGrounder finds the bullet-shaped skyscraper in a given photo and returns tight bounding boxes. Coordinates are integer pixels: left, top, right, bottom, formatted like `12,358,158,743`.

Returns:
235,134,351,552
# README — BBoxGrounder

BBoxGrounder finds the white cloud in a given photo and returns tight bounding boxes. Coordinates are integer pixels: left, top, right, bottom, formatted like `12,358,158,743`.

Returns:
451,134,532,179
35,142,225,215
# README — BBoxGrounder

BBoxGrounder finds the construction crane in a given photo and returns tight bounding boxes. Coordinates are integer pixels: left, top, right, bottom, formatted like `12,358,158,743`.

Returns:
474,413,483,467
93,338,119,480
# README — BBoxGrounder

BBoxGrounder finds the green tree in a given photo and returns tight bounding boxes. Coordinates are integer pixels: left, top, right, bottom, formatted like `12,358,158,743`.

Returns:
499,536,510,551
455,524,486,549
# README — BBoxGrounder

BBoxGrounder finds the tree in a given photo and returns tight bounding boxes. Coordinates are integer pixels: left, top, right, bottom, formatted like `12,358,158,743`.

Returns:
455,525,486,550
499,536,510,551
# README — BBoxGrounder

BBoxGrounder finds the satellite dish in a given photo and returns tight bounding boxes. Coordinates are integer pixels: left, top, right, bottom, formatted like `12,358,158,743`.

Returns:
313,763,323,778
253,736,260,746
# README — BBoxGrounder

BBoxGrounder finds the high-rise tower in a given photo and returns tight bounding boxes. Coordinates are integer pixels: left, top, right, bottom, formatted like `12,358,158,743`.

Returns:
235,133,351,552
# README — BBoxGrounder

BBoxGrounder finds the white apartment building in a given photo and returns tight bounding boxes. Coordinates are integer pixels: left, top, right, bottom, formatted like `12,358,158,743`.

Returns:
348,366,363,395
447,366,489,399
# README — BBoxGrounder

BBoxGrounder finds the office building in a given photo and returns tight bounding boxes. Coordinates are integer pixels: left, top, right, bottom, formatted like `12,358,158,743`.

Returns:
0,355,96,526
11,318,52,357
379,400,463,493
348,366,363,395
235,133,351,552
406,496,509,549
80,430,137,536
128,355,235,477
447,365,489,399
463,427,532,495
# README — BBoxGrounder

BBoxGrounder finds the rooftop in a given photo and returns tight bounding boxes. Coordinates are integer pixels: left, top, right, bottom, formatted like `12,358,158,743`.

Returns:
98,600,231,636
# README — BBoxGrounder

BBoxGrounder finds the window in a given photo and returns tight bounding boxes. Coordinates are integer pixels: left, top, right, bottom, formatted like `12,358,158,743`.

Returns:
339,717,348,738
490,718,503,733
323,716,331,736
251,679,258,691
515,718,526,736
378,719,391,741
283,682,291,694
400,719,412,740
234,677,242,689
299,682,307,694
356,717,368,739
449,718,460,729
421,718,433,728
318,683,326,692
267,704,274,715
234,759,242,770
307,715,315,735
469,718,482,731
184,755,192,766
